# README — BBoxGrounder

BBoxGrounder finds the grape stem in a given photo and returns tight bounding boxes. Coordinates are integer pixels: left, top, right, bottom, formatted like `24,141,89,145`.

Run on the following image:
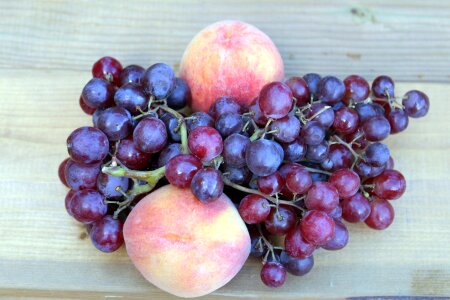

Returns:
303,166,331,176
157,105,189,154
257,224,280,263
331,135,363,162
102,164,166,187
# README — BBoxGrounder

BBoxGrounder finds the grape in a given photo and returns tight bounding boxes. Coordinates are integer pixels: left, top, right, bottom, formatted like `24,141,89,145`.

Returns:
92,108,104,127
402,90,430,118
65,189,76,216
69,189,107,224
269,113,301,143
284,163,313,194
114,83,148,115
160,112,181,142
343,75,370,103
58,158,70,187
329,169,360,198
157,143,182,167
305,182,339,213
165,154,202,188
300,210,335,246
303,73,321,98
120,65,145,86
238,194,271,224
186,112,215,132
281,137,307,162
249,98,268,126
141,63,175,99
223,133,250,167
89,215,124,253
264,206,296,235
67,126,109,165
371,169,406,200
258,82,293,119
365,198,395,230
257,172,284,195
355,160,385,178
250,232,267,258
387,108,409,134
386,156,395,170
305,103,335,129
92,56,122,85
96,107,132,141
64,159,100,190
322,219,349,250
305,140,329,163
301,120,325,146
79,96,96,115
285,77,310,107
284,225,315,258
372,75,395,98
316,76,345,104
245,139,284,177
280,251,314,276
133,117,167,153
188,126,223,162
166,77,191,109
365,142,390,167
323,144,352,171
329,205,342,220
260,262,286,288
97,173,129,199
116,137,151,170
215,112,243,137
362,115,391,141
190,167,224,203
209,96,242,120
354,103,378,124
332,107,359,135
224,165,251,185
341,193,371,223
81,78,115,109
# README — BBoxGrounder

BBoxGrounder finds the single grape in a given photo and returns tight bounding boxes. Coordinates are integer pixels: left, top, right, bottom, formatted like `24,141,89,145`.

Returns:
190,167,224,203
354,103,378,124
249,98,268,126
342,193,371,223
301,120,325,146
67,126,109,165
260,262,286,288
305,182,339,213
69,189,107,224
258,82,293,119
65,189,76,216
305,103,335,129
114,83,148,115
116,137,151,170
79,96,96,115
343,75,370,104
372,75,395,98
119,64,145,86
165,154,202,188
270,113,301,143
133,117,167,153
92,108,105,128
284,225,315,258
160,112,181,142
280,251,314,276
223,133,250,167
305,140,329,163
96,107,132,141
90,215,124,252
323,144,352,171
92,56,122,85
365,142,390,167
224,165,251,185
96,173,129,199
264,206,296,235
300,210,335,246
188,126,223,162
316,76,345,104
322,219,349,250
284,163,313,194
386,156,395,169
355,160,385,178
329,168,360,198
157,143,182,167
245,139,284,176
362,115,391,141
215,112,243,137
141,63,175,99
64,159,100,191
238,194,271,224
209,96,242,120
281,137,307,162
402,90,430,118
285,77,310,107
81,78,115,109
166,77,191,109
365,198,395,230
185,112,215,132
332,107,359,135
387,108,409,134
329,205,342,220
372,103,386,116
58,158,70,187
257,172,284,195
371,169,406,200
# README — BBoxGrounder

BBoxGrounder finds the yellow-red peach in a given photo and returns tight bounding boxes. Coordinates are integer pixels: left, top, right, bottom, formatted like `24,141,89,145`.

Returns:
123,184,251,298
180,20,284,112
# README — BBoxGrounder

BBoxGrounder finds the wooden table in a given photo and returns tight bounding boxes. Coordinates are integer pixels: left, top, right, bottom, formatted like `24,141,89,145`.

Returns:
1,1,449,299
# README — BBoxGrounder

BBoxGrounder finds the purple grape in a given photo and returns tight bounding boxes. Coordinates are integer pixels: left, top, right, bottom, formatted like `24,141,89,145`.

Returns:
223,133,250,168
67,126,109,165
69,189,107,224
119,65,145,86
133,117,167,153
190,167,224,203
81,78,114,109
141,63,175,99
64,159,101,191
96,173,129,199
167,77,191,109
89,215,124,252
96,107,133,141
114,83,148,115
245,139,284,176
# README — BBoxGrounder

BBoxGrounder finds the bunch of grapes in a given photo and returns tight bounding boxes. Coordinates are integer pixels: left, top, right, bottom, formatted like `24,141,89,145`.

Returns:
58,56,429,288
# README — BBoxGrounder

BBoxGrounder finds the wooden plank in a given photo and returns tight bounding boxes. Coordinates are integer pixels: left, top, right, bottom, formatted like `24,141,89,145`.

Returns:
0,0,450,82
0,69,449,298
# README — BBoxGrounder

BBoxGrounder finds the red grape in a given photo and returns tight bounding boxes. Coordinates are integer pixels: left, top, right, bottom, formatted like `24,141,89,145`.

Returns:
372,75,395,98
67,126,109,165
90,215,124,253
322,219,348,250
58,158,70,187
116,137,151,170
79,96,96,115
342,193,371,223
65,189,76,216
372,169,406,200
97,173,129,199
329,168,360,198
305,103,335,129
387,108,409,134
258,82,293,119
343,75,369,103
185,112,215,132
284,164,313,194
92,56,123,85
165,154,202,188
305,182,339,213
188,126,223,162
260,262,286,288
257,172,284,195
300,210,335,246
249,98,268,126
265,206,296,235
332,107,359,135
284,225,315,258
365,198,395,230
301,120,325,146
238,194,271,224
69,189,107,224
285,77,310,107
215,112,243,137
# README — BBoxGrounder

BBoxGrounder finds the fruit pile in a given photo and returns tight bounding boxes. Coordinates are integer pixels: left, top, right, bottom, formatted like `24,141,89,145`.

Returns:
58,56,429,289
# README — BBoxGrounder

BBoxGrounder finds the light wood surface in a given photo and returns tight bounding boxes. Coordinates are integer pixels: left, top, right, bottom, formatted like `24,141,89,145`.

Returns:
1,1,450,299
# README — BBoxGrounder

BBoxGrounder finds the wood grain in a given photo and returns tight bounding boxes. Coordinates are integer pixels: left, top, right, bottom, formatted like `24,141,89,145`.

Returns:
0,0,449,82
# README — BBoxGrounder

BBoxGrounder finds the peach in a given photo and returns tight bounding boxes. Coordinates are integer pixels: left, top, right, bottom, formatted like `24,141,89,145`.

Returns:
180,20,284,112
123,184,251,298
